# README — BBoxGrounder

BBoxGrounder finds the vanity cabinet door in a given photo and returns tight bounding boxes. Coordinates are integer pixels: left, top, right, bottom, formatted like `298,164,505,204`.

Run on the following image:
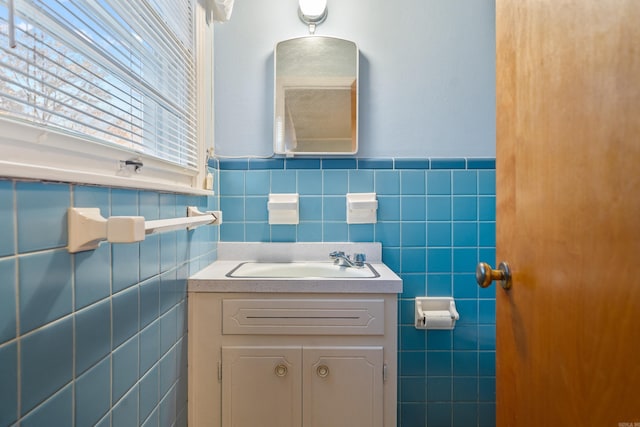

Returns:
222,346,302,427
302,347,384,427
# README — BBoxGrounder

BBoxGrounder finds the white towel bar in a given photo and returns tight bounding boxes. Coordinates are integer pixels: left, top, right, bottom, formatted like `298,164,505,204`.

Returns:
67,206,221,253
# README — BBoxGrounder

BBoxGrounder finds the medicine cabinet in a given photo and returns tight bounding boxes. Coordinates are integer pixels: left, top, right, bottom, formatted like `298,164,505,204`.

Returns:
274,36,358,156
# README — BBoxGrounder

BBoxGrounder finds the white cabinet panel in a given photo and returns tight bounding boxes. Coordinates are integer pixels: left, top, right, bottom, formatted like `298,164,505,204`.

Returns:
222,298,385,335
222,346,302,427
303,347,384,427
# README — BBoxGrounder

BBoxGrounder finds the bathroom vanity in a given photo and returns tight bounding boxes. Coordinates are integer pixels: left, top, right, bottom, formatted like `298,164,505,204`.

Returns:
187,243,402,427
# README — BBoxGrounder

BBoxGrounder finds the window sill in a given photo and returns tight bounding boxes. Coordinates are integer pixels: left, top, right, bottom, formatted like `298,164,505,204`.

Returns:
0,160,214,196
0,117,213,196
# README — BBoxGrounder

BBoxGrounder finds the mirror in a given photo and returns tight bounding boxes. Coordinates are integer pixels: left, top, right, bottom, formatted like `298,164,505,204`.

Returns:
274,36,358,155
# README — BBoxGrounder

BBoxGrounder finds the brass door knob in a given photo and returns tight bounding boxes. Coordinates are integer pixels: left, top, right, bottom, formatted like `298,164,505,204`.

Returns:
476,261,512,289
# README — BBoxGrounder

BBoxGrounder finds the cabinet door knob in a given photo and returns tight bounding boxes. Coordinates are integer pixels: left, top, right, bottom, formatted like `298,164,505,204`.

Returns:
316,364,329,378
274,364,288,377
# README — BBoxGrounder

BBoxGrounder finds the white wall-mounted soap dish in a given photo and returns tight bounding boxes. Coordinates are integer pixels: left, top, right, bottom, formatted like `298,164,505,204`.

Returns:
268,193,299,224
346,193,378,224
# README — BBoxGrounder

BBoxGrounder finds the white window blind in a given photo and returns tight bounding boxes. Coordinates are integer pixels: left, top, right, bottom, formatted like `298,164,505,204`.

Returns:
0,0,198,169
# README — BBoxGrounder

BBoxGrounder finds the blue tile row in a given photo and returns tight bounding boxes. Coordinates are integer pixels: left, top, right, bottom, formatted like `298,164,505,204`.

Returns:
220,169,495,198
398,375,496,404
399,401,496,427
398,349,495,379
399,321,496,353
221,214,494,247
213,157,496,171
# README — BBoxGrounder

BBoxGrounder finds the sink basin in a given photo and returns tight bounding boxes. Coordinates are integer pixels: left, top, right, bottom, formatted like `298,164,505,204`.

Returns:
226,262,380,278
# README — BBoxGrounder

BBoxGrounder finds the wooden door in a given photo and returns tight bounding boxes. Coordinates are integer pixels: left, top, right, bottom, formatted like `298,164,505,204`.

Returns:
495,0,640,425
302,347,383,427
221,347,302,427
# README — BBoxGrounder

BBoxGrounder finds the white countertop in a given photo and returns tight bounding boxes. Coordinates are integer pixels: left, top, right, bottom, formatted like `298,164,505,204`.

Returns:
188,242,403,294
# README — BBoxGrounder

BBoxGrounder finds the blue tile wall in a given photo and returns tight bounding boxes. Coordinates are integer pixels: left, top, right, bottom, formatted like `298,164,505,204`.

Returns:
217,157,496,427
0,170,218,426
0,341,18,426
19,250,73,334
0,258,16,344
0,180,15,257
16,182,70,253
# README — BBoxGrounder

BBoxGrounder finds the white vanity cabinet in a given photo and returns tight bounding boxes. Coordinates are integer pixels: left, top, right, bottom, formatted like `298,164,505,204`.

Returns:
188,293,397,427
222,346,383,427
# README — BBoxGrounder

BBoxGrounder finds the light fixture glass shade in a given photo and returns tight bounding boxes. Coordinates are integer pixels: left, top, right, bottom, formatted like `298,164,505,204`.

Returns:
298,0,327,25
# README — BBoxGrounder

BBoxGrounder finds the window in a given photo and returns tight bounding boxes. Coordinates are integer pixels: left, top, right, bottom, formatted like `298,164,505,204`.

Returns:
0,0,212,193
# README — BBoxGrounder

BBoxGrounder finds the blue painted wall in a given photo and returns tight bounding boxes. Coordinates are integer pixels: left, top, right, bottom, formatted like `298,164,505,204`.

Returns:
217,157,496,427
213,0,496,158
0,178,218,426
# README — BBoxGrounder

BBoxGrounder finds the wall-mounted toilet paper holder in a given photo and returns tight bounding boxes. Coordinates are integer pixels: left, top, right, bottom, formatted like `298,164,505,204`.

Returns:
415,297,459,330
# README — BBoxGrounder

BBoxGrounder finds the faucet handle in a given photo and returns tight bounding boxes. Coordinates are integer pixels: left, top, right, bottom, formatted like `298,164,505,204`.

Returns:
329,251,345,259
353,253,366,266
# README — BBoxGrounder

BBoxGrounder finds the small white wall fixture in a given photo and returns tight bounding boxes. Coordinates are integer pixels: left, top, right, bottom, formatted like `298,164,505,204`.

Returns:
268,193,299,224
346,193,378,224
414,297,460,330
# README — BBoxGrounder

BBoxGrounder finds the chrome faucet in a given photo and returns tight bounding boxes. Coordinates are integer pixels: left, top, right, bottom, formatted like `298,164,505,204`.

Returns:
329,251,366,268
